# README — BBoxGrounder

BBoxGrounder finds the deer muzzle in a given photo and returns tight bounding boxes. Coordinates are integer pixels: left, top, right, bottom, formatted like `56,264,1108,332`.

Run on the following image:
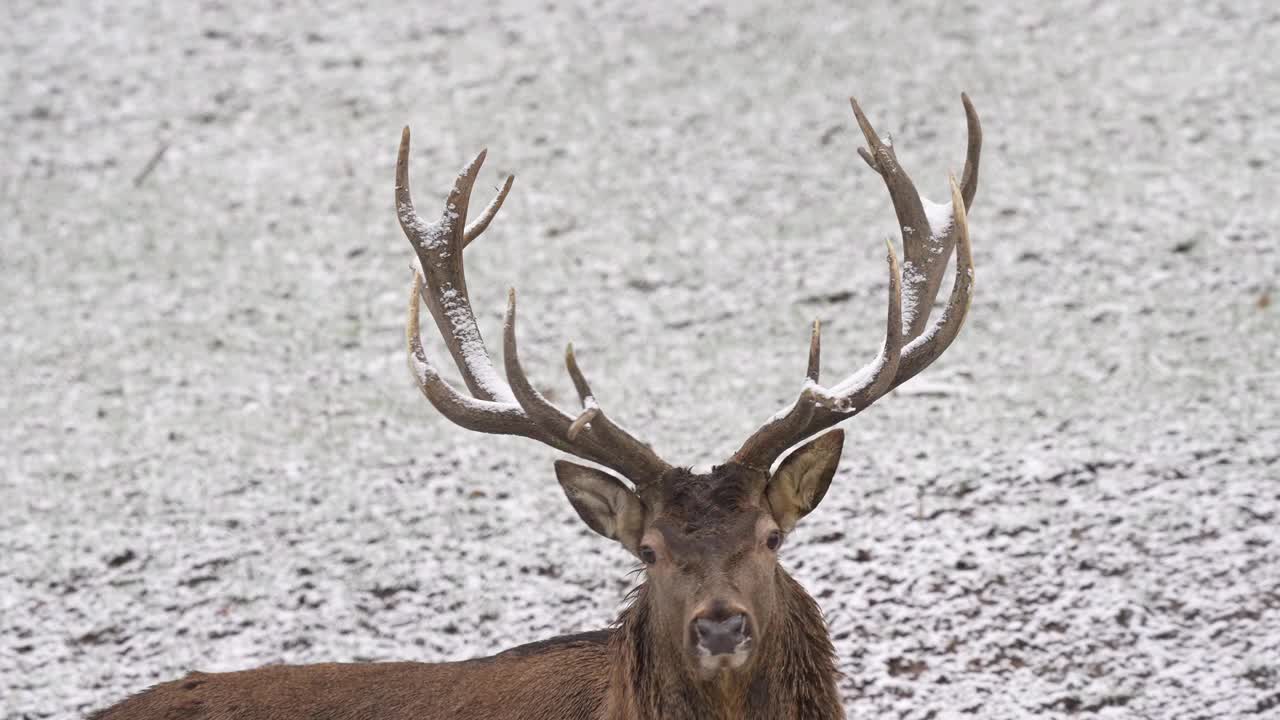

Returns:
691,611,753,671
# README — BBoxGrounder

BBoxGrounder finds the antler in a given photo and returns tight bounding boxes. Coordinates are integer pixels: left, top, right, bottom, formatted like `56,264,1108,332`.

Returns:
731,95,981,471
399,128,672,485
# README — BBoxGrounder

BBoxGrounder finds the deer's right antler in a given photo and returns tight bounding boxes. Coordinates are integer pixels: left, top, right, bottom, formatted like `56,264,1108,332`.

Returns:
399,128,672,486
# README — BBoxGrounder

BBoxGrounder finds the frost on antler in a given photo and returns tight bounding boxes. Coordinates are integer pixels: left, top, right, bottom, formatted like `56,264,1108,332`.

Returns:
399,129,671,486
731,96,981,470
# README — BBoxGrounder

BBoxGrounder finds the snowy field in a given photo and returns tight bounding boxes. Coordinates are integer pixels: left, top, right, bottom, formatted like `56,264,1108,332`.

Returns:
3,1,1278,718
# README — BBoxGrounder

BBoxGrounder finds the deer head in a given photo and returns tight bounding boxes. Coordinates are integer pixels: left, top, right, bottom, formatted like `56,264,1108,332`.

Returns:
398,95,980,681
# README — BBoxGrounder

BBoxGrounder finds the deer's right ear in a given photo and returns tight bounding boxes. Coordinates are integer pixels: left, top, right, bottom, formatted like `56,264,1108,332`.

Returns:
555,460,646,551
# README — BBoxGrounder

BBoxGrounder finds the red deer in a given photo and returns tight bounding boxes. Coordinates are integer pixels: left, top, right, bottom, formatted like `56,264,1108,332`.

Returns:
93,94,982,720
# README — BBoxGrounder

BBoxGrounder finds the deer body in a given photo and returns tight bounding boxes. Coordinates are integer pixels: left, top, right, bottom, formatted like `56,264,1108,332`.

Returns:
95,572,839,720
94,95,982,720
93,637,612,720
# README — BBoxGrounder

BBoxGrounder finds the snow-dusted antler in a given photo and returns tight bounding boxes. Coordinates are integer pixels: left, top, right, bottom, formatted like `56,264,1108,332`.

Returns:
731,95,982,471
399,128,672,486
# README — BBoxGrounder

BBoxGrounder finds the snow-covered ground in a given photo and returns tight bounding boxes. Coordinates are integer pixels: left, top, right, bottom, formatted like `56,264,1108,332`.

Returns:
3,1,1278,717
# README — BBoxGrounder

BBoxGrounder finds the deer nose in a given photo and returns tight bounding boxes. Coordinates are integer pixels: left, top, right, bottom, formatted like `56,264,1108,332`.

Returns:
692,613,751,656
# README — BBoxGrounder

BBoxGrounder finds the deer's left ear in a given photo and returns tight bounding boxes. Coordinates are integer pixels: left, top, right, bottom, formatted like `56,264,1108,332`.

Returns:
555,460,647,552
766,430,844,532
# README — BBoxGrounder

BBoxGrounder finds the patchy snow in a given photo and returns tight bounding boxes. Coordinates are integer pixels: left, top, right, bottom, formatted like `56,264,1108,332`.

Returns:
3,1,1279,719
398,202,451,254
899,259,927,334
922,198,955,249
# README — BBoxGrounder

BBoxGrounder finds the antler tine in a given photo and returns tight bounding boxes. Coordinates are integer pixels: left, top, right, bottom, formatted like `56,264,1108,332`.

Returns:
563,343,599,440
399,129,672,486
850,98,932,255
812,239,903,410
501,290,601,445
731,96,981,471
563,343,672,482
959,92,982,210
806,320,822,383
463,174,514,248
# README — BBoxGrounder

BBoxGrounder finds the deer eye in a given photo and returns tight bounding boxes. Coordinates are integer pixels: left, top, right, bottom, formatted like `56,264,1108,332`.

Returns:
765,530,783,551
639,546,658,564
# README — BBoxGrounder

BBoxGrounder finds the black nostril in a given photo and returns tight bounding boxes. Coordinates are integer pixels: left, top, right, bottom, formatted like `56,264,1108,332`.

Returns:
693,614,751,656
721,614,745,635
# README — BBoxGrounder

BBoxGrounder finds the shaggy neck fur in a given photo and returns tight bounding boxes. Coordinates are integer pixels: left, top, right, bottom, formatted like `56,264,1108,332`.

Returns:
603,570,843,720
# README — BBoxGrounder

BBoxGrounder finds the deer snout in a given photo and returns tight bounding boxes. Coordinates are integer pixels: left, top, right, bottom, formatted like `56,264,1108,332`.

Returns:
691,611,752,658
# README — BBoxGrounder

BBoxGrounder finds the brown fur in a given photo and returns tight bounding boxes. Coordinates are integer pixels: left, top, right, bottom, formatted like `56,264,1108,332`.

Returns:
91,571,841,719
603,575,842,720
90,635,610,720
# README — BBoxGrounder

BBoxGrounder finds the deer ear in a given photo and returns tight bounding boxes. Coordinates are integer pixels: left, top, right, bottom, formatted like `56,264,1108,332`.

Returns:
766,430,844,532
555,460,646,551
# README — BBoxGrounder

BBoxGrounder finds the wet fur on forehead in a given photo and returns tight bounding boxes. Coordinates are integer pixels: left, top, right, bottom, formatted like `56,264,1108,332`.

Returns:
642,463,768,538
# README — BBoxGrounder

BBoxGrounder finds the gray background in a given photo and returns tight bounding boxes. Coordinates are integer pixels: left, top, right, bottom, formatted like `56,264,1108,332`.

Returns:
3,1,1278,718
